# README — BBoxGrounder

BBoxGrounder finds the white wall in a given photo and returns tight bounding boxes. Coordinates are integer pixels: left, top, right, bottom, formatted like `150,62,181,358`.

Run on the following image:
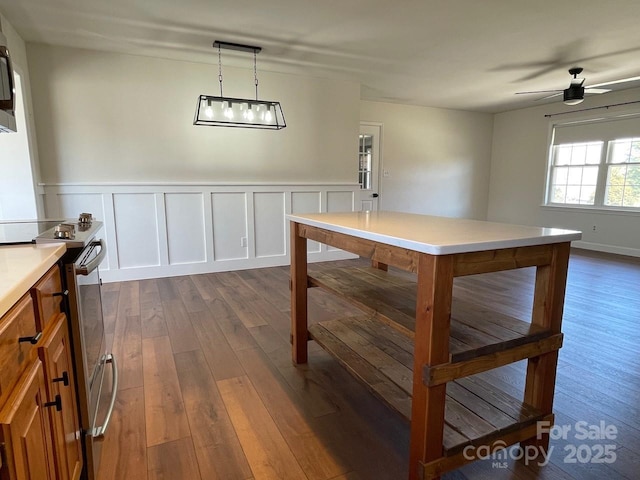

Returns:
360,101,494,220
488,87,640,257
27,44,361,185
0,13,41,219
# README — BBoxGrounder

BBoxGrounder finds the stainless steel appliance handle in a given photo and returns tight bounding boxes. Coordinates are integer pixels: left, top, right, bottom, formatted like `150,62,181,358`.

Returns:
76,239,107,275
92,353,118,437
0,47,15,112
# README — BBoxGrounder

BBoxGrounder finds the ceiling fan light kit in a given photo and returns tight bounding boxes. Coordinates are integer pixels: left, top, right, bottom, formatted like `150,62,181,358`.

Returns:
194,40,286,130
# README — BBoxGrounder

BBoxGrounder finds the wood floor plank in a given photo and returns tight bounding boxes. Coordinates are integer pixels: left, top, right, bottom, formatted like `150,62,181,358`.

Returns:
190,309,246,381
96,387,147,480
147,437,201,480
174,350,254,480
111,314,143,390
139,279,168,339
160,298,200,353
238,347,348,480
202,294,258,352
217,375,308,480
142,336,191,447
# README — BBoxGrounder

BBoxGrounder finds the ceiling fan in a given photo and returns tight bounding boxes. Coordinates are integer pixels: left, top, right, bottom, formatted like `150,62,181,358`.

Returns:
515,67,640,105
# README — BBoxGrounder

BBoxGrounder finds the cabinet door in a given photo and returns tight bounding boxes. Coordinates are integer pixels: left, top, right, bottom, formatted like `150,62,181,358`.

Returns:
39,314,83,480
0,359,55,480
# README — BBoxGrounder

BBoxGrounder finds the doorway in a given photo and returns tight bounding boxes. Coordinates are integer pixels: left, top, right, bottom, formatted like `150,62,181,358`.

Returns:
358,123,381,211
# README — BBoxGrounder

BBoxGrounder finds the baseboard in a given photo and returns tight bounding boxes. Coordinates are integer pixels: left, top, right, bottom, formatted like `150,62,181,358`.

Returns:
100,250,358,283
572,240,640,258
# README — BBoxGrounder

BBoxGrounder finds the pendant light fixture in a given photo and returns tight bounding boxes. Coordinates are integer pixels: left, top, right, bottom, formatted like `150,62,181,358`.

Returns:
194,41,286,130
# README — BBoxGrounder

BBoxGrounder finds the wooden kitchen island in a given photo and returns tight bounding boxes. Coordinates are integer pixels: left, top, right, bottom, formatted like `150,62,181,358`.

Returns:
288,211,581,479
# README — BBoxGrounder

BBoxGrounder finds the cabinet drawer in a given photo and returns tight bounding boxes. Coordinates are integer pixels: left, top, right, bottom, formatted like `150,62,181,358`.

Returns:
31,264,64,331
0,294,40,406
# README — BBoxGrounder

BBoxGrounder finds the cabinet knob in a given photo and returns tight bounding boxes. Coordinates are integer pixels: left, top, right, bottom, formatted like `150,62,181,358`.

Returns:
18,331,43,345
53,371,70,387
44,394,62,412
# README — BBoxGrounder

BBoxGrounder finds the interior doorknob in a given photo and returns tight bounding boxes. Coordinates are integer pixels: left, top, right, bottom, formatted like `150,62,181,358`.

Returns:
372,193,379,198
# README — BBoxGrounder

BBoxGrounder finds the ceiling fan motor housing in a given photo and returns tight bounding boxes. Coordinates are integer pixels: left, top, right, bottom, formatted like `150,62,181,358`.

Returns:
564,86,585,102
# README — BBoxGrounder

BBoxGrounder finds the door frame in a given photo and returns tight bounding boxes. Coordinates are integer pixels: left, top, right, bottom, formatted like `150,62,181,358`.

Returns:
359,121,383,211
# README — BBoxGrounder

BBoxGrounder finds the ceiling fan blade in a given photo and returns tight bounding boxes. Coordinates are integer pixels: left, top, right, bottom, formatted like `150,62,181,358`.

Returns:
588,75,640,88
515,89,563,95
584,88,611,94
538,92,563,100
570,77,586,87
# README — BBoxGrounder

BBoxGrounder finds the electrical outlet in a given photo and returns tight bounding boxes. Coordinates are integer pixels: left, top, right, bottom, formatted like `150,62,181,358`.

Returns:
383,169,390,177
592,225,597,231
240,237,248,247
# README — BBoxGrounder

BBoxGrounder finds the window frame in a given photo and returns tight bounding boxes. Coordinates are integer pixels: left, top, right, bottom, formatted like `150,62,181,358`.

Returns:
544,114,640,213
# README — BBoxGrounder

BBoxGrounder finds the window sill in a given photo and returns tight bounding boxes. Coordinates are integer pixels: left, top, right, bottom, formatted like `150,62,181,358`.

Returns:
541,204,640,217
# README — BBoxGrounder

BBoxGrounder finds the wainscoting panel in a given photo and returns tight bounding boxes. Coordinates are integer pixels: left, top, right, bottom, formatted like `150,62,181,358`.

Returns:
165,193,207,265
112,193,160,269
42,183,360,282
253,192,286,258
291,191,322,253
211,192,249,261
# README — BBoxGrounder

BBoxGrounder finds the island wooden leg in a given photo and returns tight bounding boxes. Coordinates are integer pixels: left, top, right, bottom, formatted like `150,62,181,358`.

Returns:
523,242,570,450
410,254,454,480
290,221,309,364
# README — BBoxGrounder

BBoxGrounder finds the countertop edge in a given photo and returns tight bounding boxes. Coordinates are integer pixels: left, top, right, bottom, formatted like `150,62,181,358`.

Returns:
0,243,67,318
287,214,582,255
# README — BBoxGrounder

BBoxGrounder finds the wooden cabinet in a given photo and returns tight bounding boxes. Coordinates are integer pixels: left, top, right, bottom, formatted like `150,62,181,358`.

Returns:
0,359,55,480
0,264,83,480
38,315,82,480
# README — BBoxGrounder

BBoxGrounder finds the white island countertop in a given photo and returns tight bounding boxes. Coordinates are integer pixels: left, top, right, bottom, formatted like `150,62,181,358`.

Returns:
0,243,67,318
287,211,582,255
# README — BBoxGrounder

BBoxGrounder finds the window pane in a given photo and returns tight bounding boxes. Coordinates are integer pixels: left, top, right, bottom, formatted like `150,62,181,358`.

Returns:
610,140,631,164
567,167,582,185
556,146,571,166
570,145,587,165
582,166,598,185
622,185,640,207
605,185,624,206
585,144,602,164
551,186,566,203
630,141,640,163
553,167,569,185
579,186,596,204
608,165,627,186
566,186,581,204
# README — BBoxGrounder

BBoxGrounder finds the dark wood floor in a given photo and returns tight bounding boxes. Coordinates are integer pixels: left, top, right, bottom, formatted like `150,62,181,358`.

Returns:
95,249,640,480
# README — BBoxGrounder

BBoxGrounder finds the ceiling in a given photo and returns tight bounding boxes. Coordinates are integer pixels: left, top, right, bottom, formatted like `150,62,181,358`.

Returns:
2,0,640,113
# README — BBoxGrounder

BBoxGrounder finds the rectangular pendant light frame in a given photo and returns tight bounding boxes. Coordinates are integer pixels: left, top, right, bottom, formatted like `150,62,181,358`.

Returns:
194,95,286,129
194,40,286,130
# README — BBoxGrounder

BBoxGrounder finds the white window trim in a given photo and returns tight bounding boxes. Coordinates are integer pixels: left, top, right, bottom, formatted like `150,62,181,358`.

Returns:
544,112,640,212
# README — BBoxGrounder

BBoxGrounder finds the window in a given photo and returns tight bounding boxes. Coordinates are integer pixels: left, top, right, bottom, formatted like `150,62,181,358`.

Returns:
546,115,640,210
358,134,372,190
605,138,640,207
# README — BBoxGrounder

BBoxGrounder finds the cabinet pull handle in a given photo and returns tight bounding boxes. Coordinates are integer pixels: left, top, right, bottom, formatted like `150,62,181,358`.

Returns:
44,394,62,412
53,371,70,387
18,331,43,345
53,289,69,297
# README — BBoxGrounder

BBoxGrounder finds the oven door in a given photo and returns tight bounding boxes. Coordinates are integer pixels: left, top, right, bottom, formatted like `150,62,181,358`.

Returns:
71,239,118,480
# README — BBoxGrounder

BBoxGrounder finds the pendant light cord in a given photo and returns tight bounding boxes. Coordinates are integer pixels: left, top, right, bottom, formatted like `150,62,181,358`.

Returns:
254,50,259,101
218,44,224,97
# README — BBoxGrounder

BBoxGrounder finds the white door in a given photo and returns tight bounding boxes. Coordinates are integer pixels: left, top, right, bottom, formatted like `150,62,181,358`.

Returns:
358,124,381,211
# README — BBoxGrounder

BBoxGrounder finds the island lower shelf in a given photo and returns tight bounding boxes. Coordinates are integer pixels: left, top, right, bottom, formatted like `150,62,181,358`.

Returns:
309,315,549,456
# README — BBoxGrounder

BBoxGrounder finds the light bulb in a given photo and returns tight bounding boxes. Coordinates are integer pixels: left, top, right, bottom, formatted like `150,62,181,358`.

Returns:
265,110,273,122
205,106,213,119
246,108,254,121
